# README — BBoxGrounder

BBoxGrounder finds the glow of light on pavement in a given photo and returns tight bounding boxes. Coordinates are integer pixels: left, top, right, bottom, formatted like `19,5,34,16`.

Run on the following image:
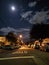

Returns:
19,45,32,49
20,46,27,49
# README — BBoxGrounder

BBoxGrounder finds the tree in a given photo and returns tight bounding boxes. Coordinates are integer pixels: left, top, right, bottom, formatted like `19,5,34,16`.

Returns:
6,32,17,44
30,24,49,39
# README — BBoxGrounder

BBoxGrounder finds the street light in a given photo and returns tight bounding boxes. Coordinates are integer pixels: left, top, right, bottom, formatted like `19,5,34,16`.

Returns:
18,34,23,44
19,34,23,38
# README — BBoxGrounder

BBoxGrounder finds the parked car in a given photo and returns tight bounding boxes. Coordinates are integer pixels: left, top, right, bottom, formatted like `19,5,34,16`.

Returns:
0,42,5,49
1,44,21,50
34,40,40,49
15,44,21,49
46,43,49,51
28,44,35,49
40,43,49,52
28,44,31,48
2,45,13,50
35,44,40,49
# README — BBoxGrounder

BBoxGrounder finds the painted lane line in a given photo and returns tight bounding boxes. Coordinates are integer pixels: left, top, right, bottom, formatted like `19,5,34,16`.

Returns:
0,56,35,60
0,56,46,65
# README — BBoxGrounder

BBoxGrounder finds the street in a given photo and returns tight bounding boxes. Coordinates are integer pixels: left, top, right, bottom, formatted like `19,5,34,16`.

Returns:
0,45,49,65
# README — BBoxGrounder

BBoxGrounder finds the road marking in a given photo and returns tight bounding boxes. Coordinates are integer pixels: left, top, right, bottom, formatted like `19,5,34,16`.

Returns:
0,56,35,60
0,56,46,65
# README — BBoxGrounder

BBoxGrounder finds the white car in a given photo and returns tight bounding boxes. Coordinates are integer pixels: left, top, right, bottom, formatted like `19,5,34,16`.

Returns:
28,44,35,49
31,44,35,48
28,44,31,48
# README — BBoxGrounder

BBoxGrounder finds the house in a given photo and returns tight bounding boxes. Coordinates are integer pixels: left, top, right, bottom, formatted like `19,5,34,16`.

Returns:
0,35,6,43
42,38,49,43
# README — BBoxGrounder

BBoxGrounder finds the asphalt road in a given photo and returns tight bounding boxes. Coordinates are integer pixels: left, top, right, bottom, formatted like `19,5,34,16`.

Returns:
0,58,37,65
0,45,49,65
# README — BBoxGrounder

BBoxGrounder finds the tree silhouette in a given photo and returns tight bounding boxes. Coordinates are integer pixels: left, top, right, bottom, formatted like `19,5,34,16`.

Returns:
6,32,17,44
30,24,49,39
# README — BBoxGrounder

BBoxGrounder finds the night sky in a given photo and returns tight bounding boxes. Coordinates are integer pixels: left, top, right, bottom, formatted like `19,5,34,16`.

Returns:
0,0,49,38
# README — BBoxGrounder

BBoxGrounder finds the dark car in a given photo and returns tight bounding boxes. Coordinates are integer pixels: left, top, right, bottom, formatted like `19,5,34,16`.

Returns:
40,43,49,52
1,44,21,50
34,40,40,49
46,43,49,52
35,44,40,49
1,45,13,50
0,42,5,49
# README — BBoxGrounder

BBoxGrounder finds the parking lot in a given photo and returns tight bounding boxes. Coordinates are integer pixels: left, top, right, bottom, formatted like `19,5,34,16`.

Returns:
0,45,49,65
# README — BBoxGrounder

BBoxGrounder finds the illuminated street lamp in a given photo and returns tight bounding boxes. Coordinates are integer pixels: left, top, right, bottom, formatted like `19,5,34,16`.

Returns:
19,34,23,38
18,34,23,45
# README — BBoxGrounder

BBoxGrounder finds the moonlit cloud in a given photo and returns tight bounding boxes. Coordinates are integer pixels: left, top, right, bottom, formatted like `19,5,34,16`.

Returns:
20,0,49,24
29,10,49,24
21,9,49,24
0,27,30,33
21,11,33,19
28,1,37,7
0,27,30,38
0,27,16,33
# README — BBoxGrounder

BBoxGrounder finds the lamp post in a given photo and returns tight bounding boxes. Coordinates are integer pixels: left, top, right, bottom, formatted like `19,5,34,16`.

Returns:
19,34,23,45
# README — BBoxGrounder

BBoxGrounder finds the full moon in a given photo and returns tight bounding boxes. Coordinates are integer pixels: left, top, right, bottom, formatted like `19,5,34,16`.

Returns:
11,6,16,11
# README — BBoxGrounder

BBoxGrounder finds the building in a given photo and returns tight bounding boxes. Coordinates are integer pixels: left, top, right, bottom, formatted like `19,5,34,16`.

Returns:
0,35,6,43
42,38,49,43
